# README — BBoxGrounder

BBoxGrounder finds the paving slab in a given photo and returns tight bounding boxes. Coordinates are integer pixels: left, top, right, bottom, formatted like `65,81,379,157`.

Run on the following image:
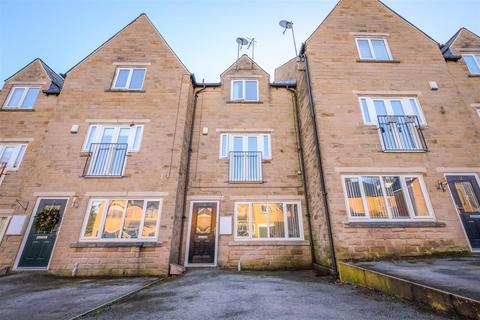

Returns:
354,255,480,302
83,269,455,320
0,272,157,320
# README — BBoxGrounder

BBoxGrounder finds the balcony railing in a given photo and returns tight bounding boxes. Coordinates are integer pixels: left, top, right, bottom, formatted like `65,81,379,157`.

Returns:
83,143,128,177
229,151,262,183
377,115,427,152
0,162,6,183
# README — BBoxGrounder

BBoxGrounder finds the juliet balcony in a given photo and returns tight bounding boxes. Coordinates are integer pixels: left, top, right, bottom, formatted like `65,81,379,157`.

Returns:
377,115,427,152
229,151,263,183
83,143,128,177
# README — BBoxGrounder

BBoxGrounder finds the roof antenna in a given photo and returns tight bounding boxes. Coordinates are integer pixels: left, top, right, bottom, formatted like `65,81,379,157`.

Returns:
279,20,298,56
236,37,256,69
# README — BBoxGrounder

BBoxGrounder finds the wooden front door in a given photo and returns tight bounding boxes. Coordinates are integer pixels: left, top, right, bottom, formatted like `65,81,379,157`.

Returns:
18,199,67,268
447,175,480,250
188,202,217,264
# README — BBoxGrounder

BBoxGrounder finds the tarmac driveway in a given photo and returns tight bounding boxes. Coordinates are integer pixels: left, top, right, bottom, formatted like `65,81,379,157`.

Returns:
83,269,456,320
0,272,157,320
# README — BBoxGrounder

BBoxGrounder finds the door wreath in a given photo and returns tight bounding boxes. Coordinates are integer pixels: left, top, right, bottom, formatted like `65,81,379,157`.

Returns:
34,207,61,233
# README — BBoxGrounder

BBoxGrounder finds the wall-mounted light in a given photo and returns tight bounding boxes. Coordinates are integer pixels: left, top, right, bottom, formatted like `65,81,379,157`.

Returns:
436,179,448,192
70,125,80,134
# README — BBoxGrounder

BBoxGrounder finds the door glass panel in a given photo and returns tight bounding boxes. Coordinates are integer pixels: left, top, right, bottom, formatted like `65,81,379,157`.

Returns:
117,128,130,144
263,135,270,158
83,200,105,238
6,87,25,107
195,207,212,234
122,200,144,239
236,204,250,237
22,88,40,108
408,99,422,122
454,181,480,212
269,203,285,238
142,201,159,237
102,200,125,238
252,203,268,238
132,126,143,151
100,128,114,143
360,98,371,123
286,204,300,238
383,176,409,218
362,176,388,218
405,177,429,217
344,177,366,217
233,136,243,151
391,100,404,115
247,136,257,152
374,100,387,116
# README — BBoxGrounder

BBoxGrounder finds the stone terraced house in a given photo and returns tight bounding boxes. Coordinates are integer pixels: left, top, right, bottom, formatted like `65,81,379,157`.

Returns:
0,0,479,276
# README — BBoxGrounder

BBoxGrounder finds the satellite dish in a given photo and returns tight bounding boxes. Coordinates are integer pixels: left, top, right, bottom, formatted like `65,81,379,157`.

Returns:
279,20,293,29
236,37,249,46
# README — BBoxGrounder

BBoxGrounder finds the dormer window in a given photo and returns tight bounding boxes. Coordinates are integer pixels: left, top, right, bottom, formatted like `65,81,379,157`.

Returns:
355,38,392,61
3,86,40,110
231,79,258,101
112,68,146,90
463,54,480,75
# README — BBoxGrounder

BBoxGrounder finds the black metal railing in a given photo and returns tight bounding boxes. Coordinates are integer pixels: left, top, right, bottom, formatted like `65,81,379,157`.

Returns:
229,151,262,183
0,162,7,182
83,143,128,177
377,115,427,152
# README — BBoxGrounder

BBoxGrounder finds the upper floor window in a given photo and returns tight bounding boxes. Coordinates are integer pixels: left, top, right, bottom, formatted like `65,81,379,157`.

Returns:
355,38,392,61
3,86,40,109
80,198,162,241
220,133,271,159
0,144,27,170
342,175,433,221
231,79,258,101
463,54,480,75
112,68,146,90
358,97,425,125
83,124,144,152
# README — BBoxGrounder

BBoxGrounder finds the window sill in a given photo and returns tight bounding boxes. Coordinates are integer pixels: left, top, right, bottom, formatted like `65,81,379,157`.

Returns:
228,240,309,246
105,89,146,93
380,150,428,153
81,175,130,178
468,74,480,78
226,100,263,104
1,108,35,112
356,59,400,64
344,221,446,228
70,241,162,248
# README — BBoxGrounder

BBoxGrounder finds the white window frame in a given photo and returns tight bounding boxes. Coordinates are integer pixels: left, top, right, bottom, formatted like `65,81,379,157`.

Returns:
463,54,480,75
355,38,393,61
358,97,426,126
111,68,147,90
79,198,163,242
0,144,28,171
0,215,11,243
3,86,41,109
341,174,435,222
82,124,144,152
230,79,259,102
219,133,271,160
234,201,304,241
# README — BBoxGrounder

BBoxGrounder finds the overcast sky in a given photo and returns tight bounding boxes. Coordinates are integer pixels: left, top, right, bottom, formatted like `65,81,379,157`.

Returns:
0,0,479,84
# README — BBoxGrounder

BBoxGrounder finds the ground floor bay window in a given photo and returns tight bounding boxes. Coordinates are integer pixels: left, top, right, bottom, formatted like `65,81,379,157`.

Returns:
80,198,162,241
234,201,303,240
342,175,434,221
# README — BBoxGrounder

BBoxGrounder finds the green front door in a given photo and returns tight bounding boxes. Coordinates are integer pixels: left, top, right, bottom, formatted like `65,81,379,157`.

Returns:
18,199,67,268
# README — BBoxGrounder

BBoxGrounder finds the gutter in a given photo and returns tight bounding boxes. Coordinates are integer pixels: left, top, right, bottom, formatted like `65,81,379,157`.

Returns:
300,50,338,278
286,86,317,266
177,82,207,265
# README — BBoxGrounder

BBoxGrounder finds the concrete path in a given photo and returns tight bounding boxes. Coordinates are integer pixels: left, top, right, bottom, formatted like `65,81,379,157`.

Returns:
355,255,480,301
0,272,157,320
83,269,455,320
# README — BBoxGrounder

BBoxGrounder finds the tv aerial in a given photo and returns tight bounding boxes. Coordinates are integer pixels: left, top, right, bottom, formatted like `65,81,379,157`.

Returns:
236,36,256,68
279,20,298,56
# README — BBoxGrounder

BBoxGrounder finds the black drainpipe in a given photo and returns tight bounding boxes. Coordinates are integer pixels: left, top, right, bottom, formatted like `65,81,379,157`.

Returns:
301,53,338,278
177,83,207,265
286,86,317,266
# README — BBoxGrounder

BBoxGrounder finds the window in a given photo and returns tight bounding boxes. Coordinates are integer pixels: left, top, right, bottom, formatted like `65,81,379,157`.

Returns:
3,86,40,109
342,175,433,221
112,68,146,90
219,133,271,159
463,54,480,75
359,97,426,125
356,38,392,61
235,201,302,240
81,198,162,241
0,216,10,243
231,80,259,101
83,125,144,152
0,144,27,170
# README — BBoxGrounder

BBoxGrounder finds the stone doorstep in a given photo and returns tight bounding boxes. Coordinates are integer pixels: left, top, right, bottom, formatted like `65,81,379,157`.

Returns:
338,262,480,319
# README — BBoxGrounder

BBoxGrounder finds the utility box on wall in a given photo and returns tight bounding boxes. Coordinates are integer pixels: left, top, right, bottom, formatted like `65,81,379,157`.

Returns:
219,216,232,235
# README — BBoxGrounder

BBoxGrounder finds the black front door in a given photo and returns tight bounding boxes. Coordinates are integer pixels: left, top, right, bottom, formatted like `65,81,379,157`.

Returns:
18,199,67,268
188,202,217,264
447,175,480,249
